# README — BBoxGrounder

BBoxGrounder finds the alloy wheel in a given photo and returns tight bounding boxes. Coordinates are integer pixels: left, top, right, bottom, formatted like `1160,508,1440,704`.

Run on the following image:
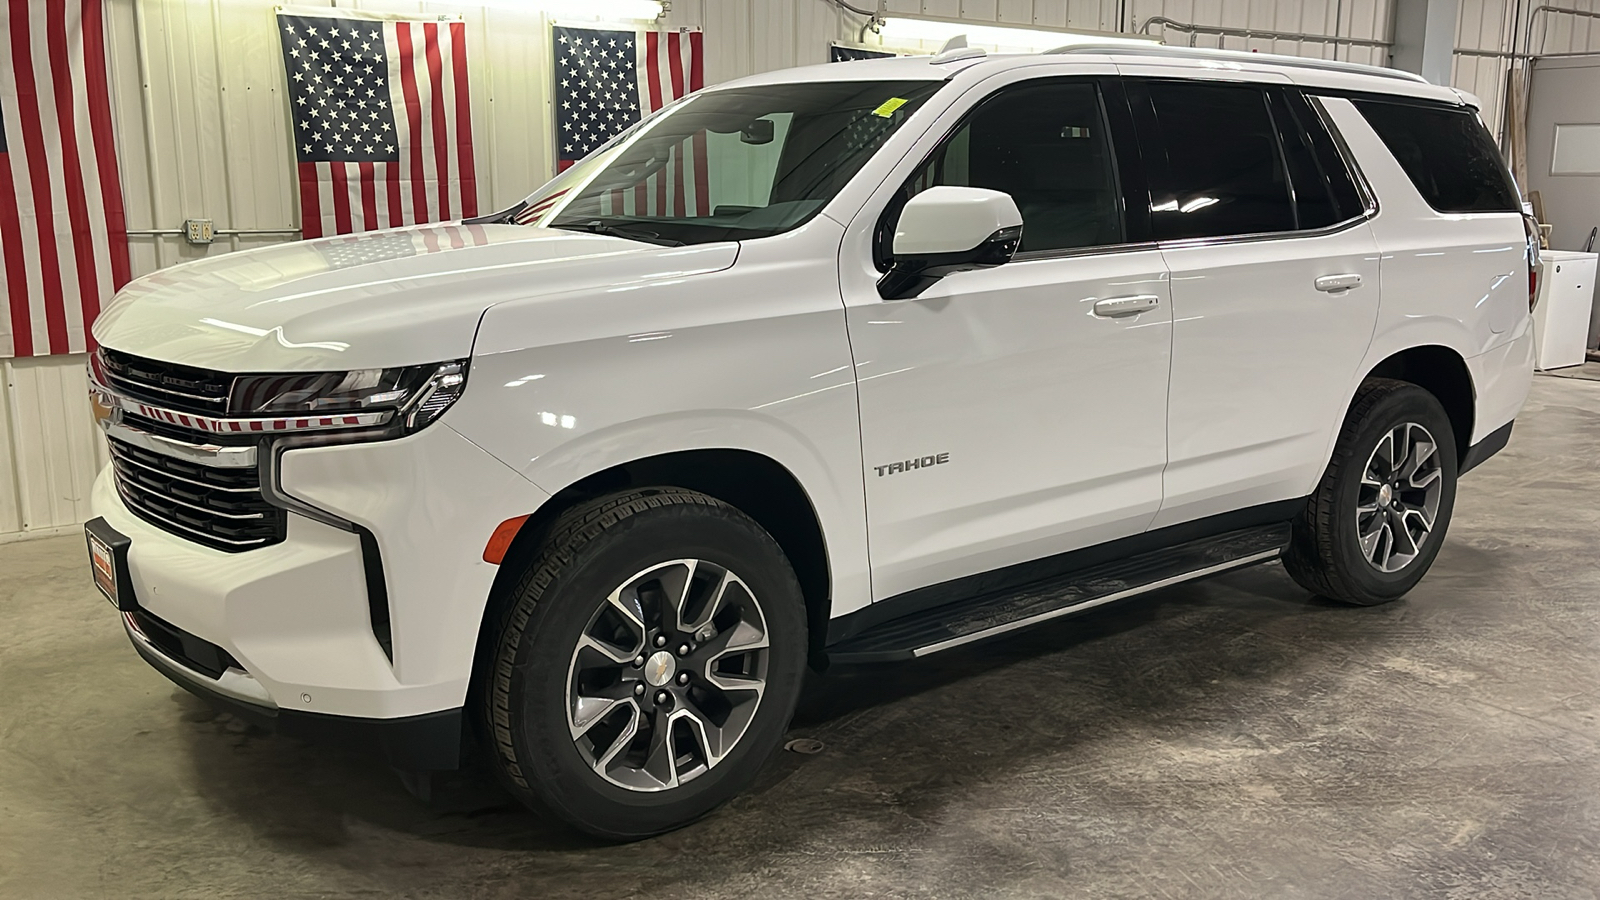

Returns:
1356,422,1444,573
565,559,770,792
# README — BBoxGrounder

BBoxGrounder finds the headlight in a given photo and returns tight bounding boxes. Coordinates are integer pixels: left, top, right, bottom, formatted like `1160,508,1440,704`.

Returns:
231,360,468,434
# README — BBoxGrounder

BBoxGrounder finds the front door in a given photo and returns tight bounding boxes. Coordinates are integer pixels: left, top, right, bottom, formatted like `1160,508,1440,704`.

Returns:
842,77,1174,600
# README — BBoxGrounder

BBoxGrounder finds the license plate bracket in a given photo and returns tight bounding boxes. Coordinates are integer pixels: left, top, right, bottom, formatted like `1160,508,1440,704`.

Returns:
84,517,137,612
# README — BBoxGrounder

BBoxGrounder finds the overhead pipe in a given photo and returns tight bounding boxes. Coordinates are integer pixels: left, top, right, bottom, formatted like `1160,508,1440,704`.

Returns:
1523,4,1600,58
1136,16,1391,49
820,0,886,42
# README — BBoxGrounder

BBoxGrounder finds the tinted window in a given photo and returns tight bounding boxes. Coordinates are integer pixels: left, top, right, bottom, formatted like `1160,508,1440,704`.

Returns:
1353,99,1519,213
902,81,1123,253
1137,82,1295,240
1268,91,1343,229
1285,92,1366,222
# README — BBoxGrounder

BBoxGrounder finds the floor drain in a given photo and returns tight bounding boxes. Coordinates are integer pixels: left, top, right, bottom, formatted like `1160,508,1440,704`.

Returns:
784,738,825,755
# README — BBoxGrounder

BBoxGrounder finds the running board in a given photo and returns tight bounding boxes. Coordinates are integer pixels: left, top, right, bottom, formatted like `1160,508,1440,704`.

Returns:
827,524,1290,664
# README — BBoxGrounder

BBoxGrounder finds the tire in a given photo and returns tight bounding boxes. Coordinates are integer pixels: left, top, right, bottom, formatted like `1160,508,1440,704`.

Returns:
480,488,808,840
1284,378,1459,606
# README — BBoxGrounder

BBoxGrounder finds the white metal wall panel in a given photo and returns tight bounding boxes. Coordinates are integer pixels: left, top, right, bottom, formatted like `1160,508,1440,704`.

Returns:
0,364,22,536
3,356,109,535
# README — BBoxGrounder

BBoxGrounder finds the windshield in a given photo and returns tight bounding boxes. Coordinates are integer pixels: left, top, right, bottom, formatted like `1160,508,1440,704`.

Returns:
526,80,944,246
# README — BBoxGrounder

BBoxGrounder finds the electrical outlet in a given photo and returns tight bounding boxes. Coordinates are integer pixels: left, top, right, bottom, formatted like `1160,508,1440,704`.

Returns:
183,218,215,245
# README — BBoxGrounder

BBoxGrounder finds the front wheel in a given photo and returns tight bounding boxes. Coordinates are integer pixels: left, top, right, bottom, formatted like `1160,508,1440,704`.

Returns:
1284,379,1459,606
480,488,808,840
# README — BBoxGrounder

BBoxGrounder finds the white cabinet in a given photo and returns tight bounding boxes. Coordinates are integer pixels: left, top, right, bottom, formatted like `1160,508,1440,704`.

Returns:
1533,250,1598,371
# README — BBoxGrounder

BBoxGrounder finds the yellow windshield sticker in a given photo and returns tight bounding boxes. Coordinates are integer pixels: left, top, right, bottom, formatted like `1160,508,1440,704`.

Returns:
871,97,908,118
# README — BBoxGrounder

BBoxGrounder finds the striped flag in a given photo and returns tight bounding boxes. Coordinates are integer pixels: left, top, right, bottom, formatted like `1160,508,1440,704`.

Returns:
523,25,703,224
0,0,131,358
830,44,896,62
276,8,478,239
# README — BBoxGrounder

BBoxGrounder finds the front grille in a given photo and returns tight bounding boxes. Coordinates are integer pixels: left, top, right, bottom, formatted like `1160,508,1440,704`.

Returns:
109,437,285,552
101,348,233,416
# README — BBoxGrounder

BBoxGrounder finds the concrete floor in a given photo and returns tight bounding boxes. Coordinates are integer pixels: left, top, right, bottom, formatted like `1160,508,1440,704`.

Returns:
4,373,1600,900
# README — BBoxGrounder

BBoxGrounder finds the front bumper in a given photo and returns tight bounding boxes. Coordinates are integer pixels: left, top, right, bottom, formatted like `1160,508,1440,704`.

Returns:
90,420,549,753
126,615,463,770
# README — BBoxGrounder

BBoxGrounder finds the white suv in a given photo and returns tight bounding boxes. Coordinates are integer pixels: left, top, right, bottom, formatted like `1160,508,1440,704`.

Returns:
84,45,1535,838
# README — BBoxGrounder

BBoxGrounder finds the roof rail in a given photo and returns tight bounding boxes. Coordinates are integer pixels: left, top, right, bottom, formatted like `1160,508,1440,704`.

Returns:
1045,43,1429,84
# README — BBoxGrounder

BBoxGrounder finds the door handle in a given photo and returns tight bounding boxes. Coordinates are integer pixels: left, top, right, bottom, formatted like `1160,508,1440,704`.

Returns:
1091,294,1161,318
1315,273,1363,293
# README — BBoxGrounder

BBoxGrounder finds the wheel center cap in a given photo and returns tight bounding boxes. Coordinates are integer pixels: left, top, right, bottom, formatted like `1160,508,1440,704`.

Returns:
1378,483,1393,508
644,650,676,688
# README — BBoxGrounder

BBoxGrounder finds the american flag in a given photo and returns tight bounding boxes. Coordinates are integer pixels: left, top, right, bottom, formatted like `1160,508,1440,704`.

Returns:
0,0,130,358
276,10,478,239
830,44,896,62
522,25,704,224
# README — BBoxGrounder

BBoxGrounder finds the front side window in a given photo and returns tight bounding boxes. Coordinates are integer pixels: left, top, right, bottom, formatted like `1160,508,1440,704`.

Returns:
1135,81,1296,241
897,80,1124,254
1352,99,1520,213
539,80,943,246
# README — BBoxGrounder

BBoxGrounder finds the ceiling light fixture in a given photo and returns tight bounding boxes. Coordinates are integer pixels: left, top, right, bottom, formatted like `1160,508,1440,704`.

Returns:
875,17,1160,53
484,0,665,21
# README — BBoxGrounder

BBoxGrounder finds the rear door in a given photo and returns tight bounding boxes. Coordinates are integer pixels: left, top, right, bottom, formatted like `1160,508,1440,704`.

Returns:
1120,74,1384,528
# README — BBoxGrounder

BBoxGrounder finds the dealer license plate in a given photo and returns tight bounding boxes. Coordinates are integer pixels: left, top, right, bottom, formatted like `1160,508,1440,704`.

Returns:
84,518,133,611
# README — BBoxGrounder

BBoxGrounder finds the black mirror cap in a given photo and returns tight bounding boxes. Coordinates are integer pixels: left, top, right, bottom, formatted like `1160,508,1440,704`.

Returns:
876,224,1022,300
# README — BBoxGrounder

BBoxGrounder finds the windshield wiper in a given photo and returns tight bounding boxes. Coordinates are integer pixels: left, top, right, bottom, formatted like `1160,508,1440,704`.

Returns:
552,219,684,247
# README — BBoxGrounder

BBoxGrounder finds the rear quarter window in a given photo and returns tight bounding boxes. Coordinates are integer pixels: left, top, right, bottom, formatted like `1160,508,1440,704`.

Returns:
1351,99,1519,213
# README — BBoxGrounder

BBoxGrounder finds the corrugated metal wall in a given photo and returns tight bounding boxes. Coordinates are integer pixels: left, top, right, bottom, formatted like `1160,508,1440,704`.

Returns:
1455,0,1600,135
6,0,1599,539
1,356,110,540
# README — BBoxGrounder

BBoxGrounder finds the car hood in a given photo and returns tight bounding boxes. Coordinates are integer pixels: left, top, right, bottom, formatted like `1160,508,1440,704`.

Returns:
93,222,739,371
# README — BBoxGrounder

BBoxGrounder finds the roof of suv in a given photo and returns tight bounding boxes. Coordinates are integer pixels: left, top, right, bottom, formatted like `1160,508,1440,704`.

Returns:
718,43,1471,108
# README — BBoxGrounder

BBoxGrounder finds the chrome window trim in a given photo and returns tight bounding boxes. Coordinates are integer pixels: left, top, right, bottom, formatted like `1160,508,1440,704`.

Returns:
1153,210,1373,252
1010,240,1162,264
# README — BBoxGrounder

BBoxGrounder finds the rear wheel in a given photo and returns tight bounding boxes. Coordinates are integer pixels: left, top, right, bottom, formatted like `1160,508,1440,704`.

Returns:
481,488,807,840
1284,379,1459,605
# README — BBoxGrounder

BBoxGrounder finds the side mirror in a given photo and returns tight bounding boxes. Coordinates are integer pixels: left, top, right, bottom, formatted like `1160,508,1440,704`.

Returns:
878,186,1023,300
